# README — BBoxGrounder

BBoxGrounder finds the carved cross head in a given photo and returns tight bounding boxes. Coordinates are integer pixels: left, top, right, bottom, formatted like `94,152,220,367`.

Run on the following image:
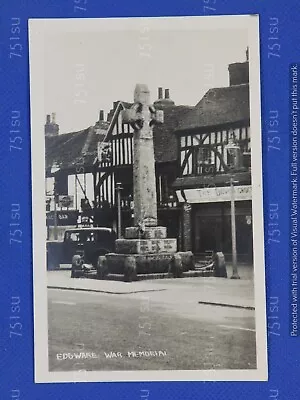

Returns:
122,84,164,131
134,83,150,105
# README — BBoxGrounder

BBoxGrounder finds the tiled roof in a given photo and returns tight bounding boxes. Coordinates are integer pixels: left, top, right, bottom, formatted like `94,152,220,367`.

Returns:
177,84,250,132
45,83,249,171
153,105,194,162
45,127,107,174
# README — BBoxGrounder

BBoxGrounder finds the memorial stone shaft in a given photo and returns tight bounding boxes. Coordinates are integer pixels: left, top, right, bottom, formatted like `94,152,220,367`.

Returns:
122,84,163,228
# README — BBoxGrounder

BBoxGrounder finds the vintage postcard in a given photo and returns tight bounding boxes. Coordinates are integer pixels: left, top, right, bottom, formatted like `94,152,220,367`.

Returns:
29,15,267,382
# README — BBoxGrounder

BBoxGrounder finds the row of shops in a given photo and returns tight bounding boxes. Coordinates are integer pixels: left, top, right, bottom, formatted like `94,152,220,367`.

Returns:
45,58,254,262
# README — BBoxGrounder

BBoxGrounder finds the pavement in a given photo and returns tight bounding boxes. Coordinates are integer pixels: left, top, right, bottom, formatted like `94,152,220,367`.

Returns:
224,263,254,281
47,268,254,309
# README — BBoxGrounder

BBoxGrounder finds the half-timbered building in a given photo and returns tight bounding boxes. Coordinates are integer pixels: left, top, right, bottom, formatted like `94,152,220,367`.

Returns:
173,60,253,262
93,88,193,240
45,113,109,239
45,89,193,242
45,59,253,260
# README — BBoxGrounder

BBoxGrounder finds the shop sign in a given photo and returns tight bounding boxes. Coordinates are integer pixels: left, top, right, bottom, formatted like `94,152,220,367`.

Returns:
183,185,252,204
46,210,79,226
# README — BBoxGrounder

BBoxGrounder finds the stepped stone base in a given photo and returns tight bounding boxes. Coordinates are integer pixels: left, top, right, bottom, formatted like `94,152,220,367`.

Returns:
106,252,175,275
115,238,177,254
104,270,214,281
102,224,194,281
104,250,194,278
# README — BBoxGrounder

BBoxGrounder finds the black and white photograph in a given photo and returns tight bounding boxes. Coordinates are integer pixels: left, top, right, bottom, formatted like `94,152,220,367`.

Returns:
29,15,267,382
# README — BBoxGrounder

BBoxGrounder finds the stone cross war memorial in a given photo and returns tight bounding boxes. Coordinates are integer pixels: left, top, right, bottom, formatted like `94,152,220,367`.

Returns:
105,83,192,282
29,15,267,383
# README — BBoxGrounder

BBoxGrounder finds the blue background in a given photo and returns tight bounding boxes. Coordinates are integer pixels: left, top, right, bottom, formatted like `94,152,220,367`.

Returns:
0,0,299,398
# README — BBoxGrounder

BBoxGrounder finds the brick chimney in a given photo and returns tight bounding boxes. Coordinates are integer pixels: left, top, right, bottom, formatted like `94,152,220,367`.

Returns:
154,87,175,108
45,113,59,137
99,109,104,121
228,61,249,86
158,87,163,99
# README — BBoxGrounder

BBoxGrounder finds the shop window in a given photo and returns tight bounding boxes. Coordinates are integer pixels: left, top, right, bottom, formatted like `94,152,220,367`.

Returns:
198,147,212,164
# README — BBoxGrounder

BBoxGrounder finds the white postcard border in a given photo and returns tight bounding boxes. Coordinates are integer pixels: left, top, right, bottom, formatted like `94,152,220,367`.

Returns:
29,15,267,383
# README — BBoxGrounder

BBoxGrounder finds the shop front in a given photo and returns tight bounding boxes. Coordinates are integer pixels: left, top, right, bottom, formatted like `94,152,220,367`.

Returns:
176,182,253,263
192,201,253,262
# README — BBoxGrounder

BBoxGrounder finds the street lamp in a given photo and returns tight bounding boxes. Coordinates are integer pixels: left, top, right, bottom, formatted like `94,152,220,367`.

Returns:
115,182,123,239
225,133,241,279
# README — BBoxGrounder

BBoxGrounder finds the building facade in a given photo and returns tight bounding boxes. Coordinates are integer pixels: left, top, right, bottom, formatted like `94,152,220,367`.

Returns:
45,58,254,262
92,89,193,240
173,60,253,262
44,89,191,242
45,112,109,239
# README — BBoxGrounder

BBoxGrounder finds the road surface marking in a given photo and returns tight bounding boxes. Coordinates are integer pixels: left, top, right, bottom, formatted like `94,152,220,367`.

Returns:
48,286,167,295
218,324,255,332
51,300,76,306
198,300,255,310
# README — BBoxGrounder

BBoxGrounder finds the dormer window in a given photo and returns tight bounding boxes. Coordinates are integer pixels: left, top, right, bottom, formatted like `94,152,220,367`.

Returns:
196,146,215,175
197,147,212,164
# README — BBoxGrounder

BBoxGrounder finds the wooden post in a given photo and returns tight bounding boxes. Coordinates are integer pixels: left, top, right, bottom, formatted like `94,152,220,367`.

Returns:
53,192,58,241
116,182,122,239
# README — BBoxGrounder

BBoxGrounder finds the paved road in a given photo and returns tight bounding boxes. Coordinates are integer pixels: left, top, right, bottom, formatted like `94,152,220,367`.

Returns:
48,287,256,372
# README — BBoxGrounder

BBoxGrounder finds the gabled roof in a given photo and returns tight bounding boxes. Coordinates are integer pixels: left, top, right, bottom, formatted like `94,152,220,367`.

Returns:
45,126,107,174
177,84,250,132
45,83,249,172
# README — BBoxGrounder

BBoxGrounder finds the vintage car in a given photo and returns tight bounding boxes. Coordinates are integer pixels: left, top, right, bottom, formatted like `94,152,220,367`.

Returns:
63,227,116,278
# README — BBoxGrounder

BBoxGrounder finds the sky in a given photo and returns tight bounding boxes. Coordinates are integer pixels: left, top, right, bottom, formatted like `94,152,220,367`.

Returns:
44,20,249,133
